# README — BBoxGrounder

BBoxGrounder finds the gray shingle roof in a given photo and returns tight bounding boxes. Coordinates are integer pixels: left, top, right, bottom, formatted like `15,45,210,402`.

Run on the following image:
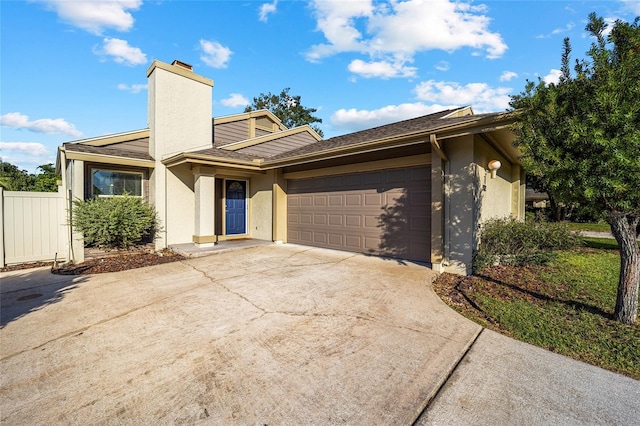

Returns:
190,146,261,162
65,142,154,161
266,109,495,161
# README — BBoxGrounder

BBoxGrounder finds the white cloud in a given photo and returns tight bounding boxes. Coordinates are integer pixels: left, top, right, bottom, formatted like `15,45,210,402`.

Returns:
117,83,147,94
36,0,142,35
331,102,457,132
221,93,249,108
435,61,450,72
500,71,518,82
621,0,640,15
553,22,575,35
1,112,82,137
0,142,54,173
199,40,233,68
259,0,278,22
543,69,562,85
414,80,512,112
96,38,147,66
0,142,49,157
306,0,507,71
347,59,417,78
537,22,576,38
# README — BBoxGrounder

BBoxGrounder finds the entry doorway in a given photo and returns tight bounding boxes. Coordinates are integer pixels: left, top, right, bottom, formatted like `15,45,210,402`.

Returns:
225,180,247,235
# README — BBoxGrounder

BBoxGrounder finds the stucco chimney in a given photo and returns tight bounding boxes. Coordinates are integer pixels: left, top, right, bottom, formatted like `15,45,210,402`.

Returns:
146,59,214,159
146,60,214,250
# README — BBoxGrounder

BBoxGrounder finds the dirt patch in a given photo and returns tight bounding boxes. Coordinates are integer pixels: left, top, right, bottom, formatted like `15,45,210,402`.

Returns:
51,250,185,275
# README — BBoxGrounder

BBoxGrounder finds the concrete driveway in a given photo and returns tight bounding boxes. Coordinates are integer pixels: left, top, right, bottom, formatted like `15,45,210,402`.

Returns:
0,244,480,424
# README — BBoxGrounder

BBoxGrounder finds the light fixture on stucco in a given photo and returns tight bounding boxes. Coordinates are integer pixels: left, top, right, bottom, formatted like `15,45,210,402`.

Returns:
488,160,502,179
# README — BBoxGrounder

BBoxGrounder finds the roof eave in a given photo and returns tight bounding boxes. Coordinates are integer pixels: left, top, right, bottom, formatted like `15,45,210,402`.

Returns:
63,147,155,168
162,153,264,171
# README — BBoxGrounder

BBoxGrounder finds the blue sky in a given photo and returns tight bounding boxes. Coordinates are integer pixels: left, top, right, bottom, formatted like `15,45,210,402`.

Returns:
1,0,639,172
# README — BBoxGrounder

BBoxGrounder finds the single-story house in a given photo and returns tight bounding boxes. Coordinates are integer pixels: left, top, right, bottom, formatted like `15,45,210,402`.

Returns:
57,59,523,275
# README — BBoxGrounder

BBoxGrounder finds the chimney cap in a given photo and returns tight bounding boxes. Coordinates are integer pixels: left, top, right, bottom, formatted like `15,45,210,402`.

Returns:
172,60,193,71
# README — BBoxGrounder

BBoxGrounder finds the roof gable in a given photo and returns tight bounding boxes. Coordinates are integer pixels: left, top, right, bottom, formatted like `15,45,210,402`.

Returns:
213,109,288,147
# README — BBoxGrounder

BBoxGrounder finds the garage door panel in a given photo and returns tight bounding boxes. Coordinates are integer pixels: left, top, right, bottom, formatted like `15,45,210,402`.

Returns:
313,214,327,225
386,169,408,183
363,171,384,185
345,194,362,206
313,233,327,244
364,215,380,228
410,167,430,180
299,213,312,224
345,215,362,227
364,236,381,251
407,189,431,207
328,234,343,245
288,166,430,262
365,193,383,206
329,195,343,206
345,235,363,249
329,214,343,226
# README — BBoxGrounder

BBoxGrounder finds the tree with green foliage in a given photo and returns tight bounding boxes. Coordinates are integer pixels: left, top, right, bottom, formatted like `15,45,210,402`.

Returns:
244,87,324,137
0,161,60,192
32,164,60,192
0,161,34,191
510,14,640,324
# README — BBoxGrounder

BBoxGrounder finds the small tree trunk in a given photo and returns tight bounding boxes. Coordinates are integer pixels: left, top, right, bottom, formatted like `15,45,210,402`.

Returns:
547,194,566,222
607,211,640,325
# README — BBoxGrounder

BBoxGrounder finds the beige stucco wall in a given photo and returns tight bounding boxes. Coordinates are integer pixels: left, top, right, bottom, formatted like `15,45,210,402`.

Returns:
443,135,477,275
164,164,196,245
249,171,274,241
473,137,515,222
440,133,525,275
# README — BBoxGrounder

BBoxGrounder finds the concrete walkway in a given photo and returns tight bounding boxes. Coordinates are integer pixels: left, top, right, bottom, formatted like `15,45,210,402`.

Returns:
417,329,640,425
1,244,638,424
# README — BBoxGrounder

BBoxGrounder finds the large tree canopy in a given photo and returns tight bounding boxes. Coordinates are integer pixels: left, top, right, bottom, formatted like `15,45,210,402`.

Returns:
244,87,324,137
510,13,640,324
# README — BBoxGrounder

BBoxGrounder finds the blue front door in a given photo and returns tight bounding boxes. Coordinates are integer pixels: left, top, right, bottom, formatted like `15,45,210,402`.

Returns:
225,180,246,235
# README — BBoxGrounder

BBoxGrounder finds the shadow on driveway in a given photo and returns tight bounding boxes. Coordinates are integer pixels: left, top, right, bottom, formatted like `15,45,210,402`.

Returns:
0,268,87,328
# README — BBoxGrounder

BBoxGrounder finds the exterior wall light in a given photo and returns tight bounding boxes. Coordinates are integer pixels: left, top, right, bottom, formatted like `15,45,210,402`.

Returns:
488,160,501,179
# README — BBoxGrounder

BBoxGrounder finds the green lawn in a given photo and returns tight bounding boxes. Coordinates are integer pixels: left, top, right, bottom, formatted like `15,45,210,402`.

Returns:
434,247,640,379
566,222,611,233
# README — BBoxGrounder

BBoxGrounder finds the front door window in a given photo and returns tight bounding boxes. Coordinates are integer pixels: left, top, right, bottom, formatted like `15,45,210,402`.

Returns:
225,180,246,235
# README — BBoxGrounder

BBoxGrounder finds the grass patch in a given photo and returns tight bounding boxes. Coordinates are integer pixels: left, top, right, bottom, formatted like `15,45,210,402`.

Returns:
433,248,640,380
566,222,611,233
583,237,620,250
583,237,640,250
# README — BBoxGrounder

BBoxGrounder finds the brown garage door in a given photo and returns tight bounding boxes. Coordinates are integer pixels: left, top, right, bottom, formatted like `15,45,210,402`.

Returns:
287,166,431,262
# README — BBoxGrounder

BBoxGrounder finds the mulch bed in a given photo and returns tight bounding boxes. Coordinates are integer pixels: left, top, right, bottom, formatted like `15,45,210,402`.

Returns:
52,250,185,275
1,249,185,275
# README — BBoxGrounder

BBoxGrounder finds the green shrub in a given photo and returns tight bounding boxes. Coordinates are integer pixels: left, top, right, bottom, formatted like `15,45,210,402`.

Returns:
72,195,160,249
474,217,581,272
